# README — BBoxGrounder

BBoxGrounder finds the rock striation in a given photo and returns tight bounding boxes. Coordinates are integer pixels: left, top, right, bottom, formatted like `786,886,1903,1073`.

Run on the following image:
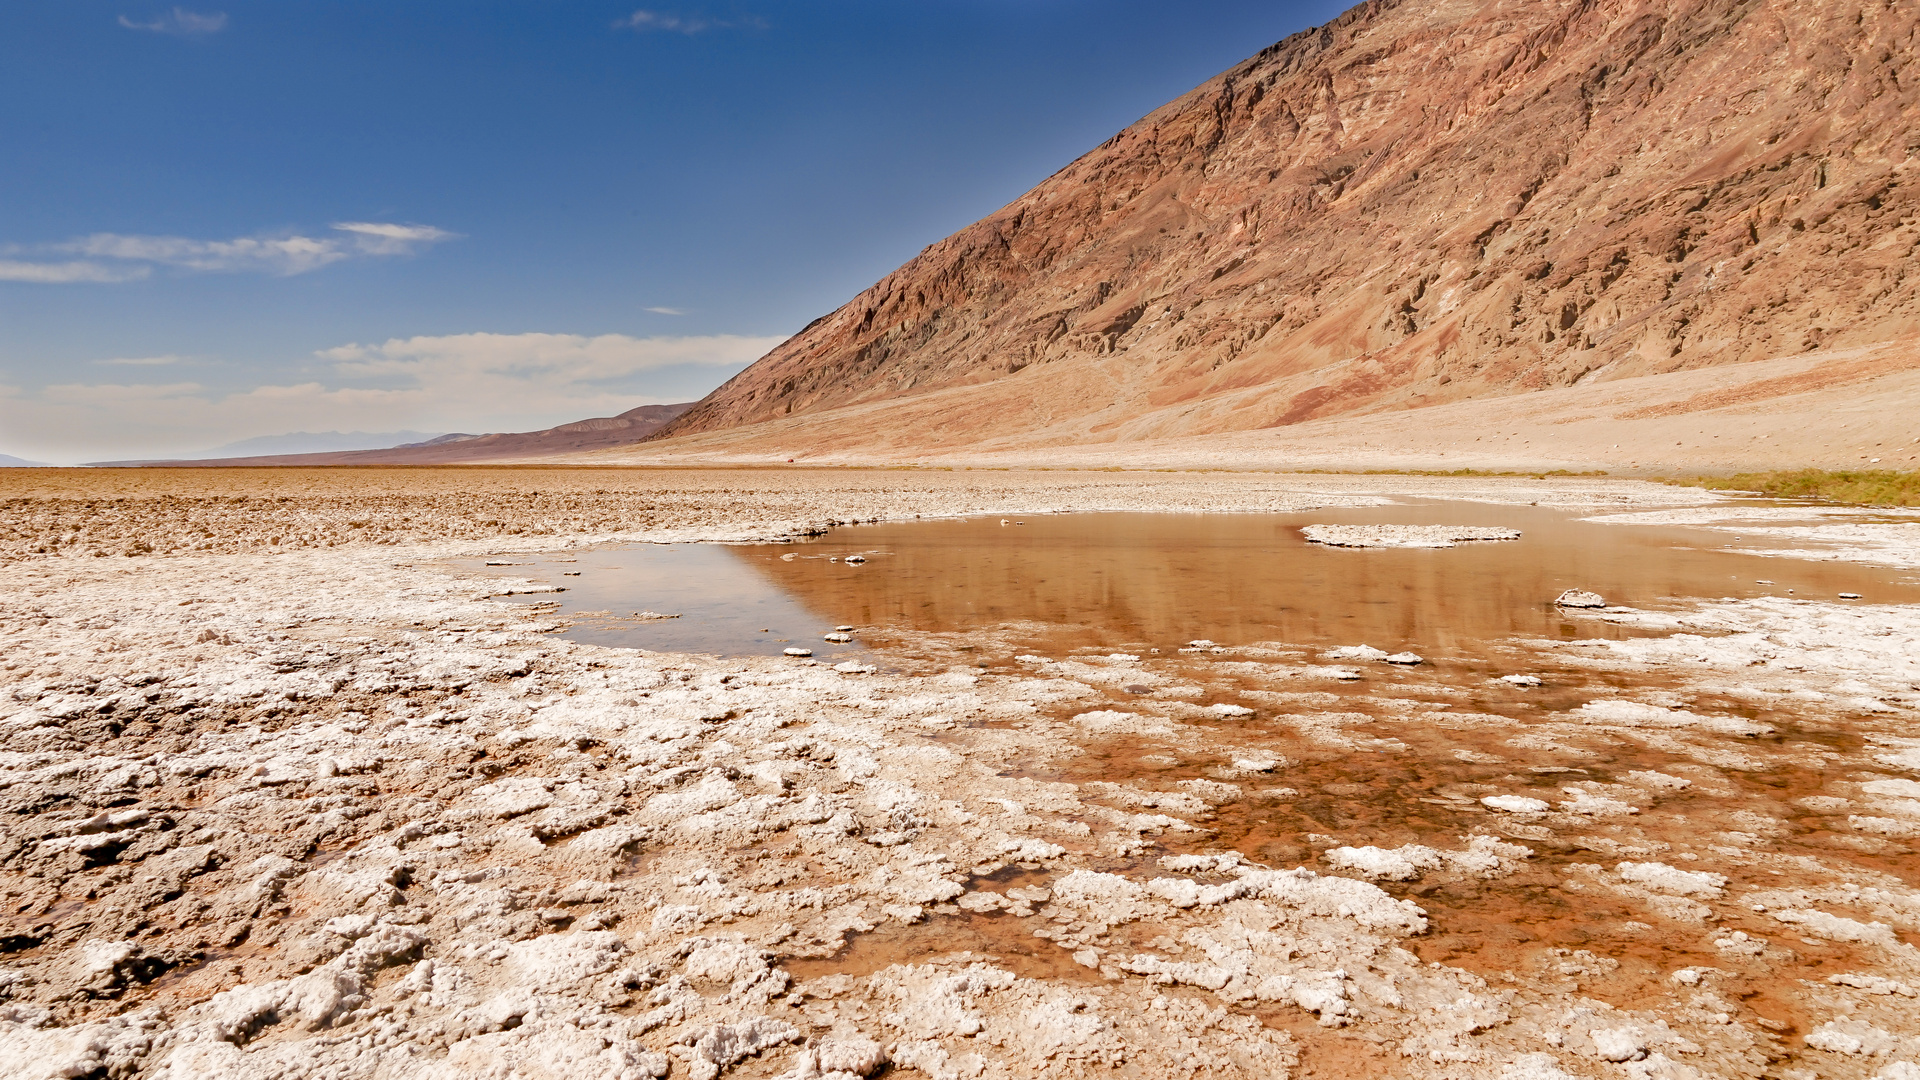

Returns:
656,0,1920,450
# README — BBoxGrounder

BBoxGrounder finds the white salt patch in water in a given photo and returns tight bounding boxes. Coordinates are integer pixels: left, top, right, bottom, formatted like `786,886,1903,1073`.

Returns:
1482,795,1550,813
1301,524,1520,548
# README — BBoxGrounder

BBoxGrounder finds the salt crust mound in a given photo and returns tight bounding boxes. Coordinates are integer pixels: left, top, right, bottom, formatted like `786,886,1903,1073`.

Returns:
1300,524,1521,549
1323,836,1532,882
1,477,1919,1079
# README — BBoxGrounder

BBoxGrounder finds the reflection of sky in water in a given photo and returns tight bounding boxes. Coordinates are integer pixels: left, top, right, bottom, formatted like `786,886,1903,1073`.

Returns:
487,544,869,658
482,503,1920,658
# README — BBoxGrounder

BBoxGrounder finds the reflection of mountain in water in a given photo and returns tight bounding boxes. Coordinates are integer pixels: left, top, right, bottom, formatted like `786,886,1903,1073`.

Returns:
729,507,1920,654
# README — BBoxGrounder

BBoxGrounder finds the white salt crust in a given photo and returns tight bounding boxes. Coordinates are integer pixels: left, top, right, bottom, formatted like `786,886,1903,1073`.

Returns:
0,478,1917,1079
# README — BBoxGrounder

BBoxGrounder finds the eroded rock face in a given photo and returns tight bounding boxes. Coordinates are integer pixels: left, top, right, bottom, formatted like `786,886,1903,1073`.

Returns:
659,0,1920,450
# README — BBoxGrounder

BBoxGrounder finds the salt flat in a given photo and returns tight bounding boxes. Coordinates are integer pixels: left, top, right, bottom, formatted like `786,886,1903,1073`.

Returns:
2,469,1917,1080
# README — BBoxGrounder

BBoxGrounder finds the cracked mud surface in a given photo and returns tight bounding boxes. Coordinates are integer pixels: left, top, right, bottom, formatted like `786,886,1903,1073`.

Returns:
1,469,1917,1079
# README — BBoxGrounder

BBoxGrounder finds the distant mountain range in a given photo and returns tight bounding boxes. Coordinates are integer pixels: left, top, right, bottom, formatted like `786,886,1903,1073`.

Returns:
189,431,455,460
88,404,694,467
0,454,50,468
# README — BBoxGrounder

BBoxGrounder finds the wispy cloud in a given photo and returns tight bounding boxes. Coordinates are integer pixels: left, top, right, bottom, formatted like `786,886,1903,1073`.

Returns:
0,259,149,284
3,332,785,461
0,222,456,283
316,331,774,381
118,8,227,36
615,10,766,33
331,222,458,255
644,306,687,315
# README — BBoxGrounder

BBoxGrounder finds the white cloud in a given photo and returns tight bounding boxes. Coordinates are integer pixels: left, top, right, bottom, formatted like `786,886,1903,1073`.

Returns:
1,222,456,282
644,306,687,315
616,10,766,33
318,330,772,383
0,259,149,284
332,222,459,255
119,8,227,35
1,332,785,462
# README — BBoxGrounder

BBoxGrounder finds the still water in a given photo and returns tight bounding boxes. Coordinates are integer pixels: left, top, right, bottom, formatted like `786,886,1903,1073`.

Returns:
479,501,1920,658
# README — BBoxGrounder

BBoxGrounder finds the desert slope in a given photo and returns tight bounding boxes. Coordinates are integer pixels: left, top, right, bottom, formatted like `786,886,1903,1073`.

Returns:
655,0,1919,449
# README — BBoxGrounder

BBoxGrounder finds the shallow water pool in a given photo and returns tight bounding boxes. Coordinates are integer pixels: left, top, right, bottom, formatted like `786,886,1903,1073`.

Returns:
480,501,1920,658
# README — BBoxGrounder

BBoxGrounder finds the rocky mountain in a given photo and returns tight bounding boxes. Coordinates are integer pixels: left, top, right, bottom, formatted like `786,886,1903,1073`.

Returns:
97,403,694,467
655,0,1919,450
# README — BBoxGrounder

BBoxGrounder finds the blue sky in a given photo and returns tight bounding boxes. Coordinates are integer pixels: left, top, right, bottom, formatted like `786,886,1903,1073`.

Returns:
0,1,1346,462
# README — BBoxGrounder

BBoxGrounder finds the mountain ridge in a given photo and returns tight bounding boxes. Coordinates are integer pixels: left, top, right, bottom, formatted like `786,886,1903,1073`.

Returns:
650,0,1919,450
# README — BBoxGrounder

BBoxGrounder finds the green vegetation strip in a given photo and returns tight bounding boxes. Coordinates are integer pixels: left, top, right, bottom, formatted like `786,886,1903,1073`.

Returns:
1670,469,1920,507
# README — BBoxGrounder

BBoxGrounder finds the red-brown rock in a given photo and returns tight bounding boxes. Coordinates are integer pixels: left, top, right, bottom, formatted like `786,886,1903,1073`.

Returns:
656,0,1920,449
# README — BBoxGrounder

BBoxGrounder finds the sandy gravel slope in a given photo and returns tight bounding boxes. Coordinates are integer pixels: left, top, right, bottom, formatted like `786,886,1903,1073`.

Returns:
2,471,1918,1080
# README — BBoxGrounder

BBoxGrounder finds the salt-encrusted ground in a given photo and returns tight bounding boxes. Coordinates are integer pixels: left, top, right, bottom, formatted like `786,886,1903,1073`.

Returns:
1,470,1917,1080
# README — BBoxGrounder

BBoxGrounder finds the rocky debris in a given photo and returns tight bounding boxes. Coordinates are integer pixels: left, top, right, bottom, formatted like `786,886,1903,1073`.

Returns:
1555,589,1607,609
1302,525,1521,549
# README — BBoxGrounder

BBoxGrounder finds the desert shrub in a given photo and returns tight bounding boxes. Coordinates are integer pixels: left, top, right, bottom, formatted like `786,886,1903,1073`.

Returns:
1673,469,1920,507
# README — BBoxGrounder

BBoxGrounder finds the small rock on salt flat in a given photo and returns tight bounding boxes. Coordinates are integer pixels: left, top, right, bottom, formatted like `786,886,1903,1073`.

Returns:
1805,1019,1901,1056
1554,589,1606,608
834,662,876,675
1209,703,1254,717
1840,592,1863,599
1617,861,1727,897
783,648,813,657
823,633,853,643
1482,795,1551,813
1384,652,1423,665
1589,1026,1649,1062
1325,645,1388,661
1873,747,1920,773
1501,674,1543,687
844,555,867,564
1862,778,1920,799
